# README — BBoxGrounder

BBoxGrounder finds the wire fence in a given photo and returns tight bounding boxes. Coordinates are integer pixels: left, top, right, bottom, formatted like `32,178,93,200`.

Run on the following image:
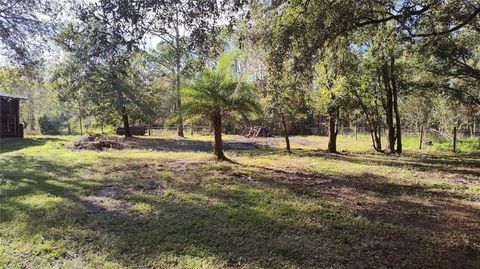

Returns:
148,124,212,135
147,124,479,139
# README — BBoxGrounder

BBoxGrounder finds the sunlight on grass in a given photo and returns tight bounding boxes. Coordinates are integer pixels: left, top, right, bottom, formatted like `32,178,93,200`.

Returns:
1,134,479,268
18,194,64,208
129,202,153,214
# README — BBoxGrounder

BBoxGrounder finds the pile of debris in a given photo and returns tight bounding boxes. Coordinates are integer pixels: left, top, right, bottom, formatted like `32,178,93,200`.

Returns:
245,126,271,138
73,134,125,150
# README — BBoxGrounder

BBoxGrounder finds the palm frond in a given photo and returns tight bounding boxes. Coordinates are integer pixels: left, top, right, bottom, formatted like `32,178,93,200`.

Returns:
177,51,258,121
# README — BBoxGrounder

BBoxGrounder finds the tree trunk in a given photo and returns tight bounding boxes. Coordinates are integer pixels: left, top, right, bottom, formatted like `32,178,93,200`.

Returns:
369,131,376,149
123,113,132,138
352,88,383,152
369,127,382,152
79,110,83,135
419,125,424,149
211,109,225,160
383,62,395,153
390,55,402,153
473,118,476,136
317,114,321,135
377,127,383,150
191,122,194,136
453,127,457,152
22,120,28,131
281,114,291,153
148,124,151,136
101,122,104,134
174,6,184,138
177,108,184,137
328,112,338,153
27,95,35,132
354,125,358,140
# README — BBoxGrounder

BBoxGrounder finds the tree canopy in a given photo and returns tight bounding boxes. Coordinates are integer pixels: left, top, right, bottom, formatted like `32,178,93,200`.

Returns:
0,0,478,155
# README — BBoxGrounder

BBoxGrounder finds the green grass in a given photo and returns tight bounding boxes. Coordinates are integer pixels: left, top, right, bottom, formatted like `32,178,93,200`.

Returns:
1,134,479,268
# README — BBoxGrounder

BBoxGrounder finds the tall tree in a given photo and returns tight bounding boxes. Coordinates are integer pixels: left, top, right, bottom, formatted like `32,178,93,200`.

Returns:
371,27,403,153
148,0,242,137
312,38,355,153
56,0,151,137
258,0,479,153
260,62,310,153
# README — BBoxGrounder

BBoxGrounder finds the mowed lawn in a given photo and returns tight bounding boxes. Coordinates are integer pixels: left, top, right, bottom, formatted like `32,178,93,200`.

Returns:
1,134,479,268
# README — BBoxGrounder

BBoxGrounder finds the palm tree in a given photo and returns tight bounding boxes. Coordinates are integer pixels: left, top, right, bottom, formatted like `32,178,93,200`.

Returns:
180,52,257,160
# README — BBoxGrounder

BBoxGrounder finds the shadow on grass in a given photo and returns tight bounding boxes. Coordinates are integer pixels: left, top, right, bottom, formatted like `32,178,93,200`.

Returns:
1,153,479,268
0,137,62,154
125,137,274,153
285,148,480,180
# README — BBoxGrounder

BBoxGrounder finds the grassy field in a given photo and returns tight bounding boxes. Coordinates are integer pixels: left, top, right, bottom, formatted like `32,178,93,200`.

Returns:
1,134,479,268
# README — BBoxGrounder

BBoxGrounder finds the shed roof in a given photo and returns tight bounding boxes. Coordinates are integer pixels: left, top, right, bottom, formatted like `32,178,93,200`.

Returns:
0,92,27,100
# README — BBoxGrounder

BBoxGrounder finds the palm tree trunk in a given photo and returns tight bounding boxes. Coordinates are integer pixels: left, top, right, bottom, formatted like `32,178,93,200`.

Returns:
211,109,225,160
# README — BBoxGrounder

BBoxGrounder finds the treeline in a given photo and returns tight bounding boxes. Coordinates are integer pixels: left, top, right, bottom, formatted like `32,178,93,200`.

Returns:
0,0,479,158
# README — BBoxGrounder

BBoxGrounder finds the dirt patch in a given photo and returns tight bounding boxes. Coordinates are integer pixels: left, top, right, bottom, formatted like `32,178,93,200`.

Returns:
73,134,124,151
97,186,122,197
83,186,133,213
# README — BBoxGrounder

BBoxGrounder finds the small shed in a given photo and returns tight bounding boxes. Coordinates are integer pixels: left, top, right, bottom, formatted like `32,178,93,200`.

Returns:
0,92,27,138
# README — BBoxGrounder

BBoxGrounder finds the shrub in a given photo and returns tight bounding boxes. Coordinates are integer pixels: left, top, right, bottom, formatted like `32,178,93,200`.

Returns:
38,114,68,135
432,136,480,152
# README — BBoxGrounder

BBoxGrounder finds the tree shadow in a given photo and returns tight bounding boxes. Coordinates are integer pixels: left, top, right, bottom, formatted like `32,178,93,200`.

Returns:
125,137,274,152
289,149,480,180
231,161,480,266
2,154,479,268
0,137,62,154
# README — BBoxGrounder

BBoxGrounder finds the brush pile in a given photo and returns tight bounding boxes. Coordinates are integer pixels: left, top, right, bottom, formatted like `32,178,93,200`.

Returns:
73,134,125,150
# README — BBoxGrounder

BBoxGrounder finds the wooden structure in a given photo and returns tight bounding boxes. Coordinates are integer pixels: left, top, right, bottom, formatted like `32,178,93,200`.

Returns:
245,126,271,138
0,92,27,138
